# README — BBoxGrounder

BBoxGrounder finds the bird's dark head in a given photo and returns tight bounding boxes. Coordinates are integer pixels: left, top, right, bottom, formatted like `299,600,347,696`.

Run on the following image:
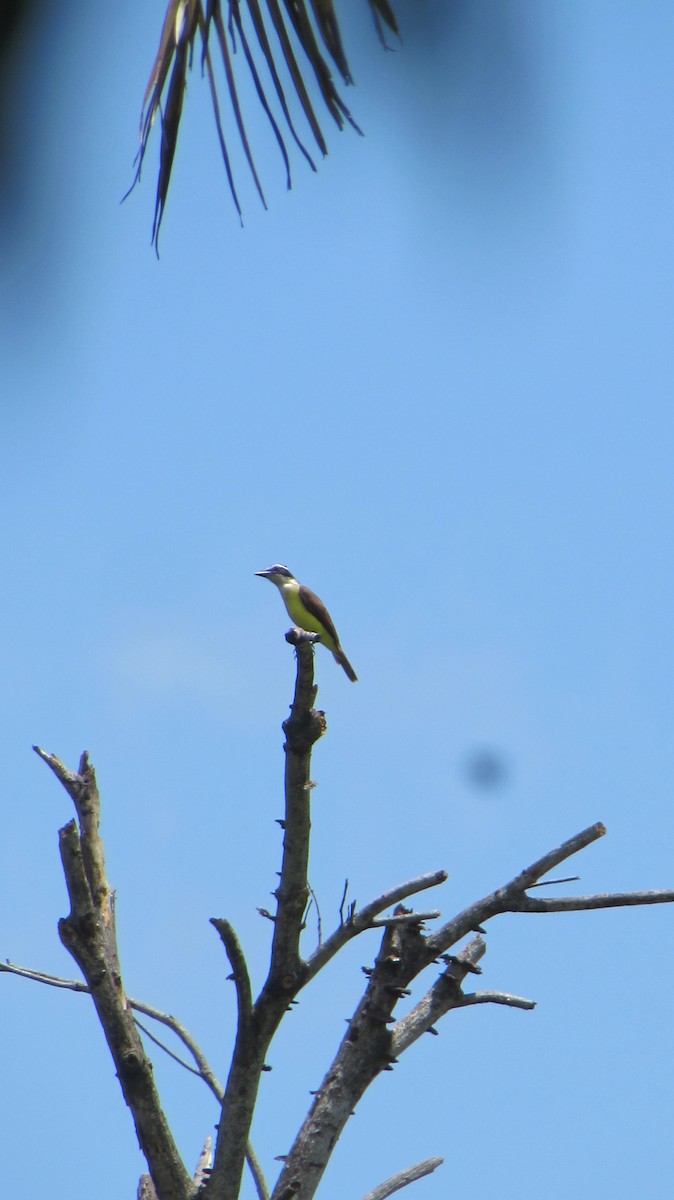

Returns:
255,564,295,584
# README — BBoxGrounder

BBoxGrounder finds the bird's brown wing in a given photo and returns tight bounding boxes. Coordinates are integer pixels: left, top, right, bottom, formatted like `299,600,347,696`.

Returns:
298,584,341,645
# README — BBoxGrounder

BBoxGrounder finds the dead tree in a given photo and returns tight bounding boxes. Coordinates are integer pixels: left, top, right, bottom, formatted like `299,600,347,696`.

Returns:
3,627,674,1200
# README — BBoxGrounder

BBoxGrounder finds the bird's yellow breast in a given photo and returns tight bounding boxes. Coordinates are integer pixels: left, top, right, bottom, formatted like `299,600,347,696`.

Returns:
278,580,337,651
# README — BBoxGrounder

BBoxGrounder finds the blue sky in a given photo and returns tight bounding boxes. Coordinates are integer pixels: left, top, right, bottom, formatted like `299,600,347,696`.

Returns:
2,2,673,1197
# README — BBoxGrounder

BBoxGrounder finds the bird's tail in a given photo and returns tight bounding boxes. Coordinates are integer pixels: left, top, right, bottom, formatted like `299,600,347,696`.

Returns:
333,646,358,682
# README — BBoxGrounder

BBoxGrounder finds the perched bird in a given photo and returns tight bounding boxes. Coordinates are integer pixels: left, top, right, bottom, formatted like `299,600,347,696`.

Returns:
256,564,358,682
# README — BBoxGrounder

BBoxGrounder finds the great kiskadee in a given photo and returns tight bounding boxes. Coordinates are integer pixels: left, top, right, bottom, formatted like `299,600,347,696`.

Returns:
256,565,358,682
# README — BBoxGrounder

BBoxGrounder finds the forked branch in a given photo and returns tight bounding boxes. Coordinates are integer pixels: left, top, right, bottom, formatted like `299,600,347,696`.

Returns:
270,819,674,1200
32,748,195,1200
24,640,674,1200
361,1156,445,1200
1,958,224,1099
425,823,674,959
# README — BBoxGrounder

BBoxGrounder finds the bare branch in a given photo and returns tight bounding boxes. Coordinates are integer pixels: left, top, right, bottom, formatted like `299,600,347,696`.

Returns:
194,1138,214,1188
206,636,323,1200
369,910,441,928
268,632,324,989
339,878,351,924
131,1001,224,1101
138,1176,158,1200
34,750,193,1200
3,958,268,1197
139,968,270,1200
1,960,224,1101
272,908,432,1200
425,822,609,956
517,889,674,913
33,747,109,905
3,950,267,1196
305,869,448,984
135,1019,207,1080
1,960,91,992
460,990,536,1011
307,883,323,945
529,875,580,888
361,1157,444,1200
273,806,674,1200
211,918,253,1025
31,694,674,1200
511,822,607,885
391,936,488,1059
246,1142,271,1200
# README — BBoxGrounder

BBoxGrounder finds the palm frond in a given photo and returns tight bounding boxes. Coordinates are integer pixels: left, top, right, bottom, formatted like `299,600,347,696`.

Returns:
126,0,400,249
369,0,399,44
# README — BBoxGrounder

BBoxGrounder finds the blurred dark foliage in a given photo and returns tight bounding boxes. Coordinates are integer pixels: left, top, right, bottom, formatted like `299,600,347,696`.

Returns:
0,0,38,60
0,0,41,218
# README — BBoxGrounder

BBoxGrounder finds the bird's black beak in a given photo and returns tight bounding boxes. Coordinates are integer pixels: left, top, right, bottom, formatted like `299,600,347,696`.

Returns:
255,569,271,578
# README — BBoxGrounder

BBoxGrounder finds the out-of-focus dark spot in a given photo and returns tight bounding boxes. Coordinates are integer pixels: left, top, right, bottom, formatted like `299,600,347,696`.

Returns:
463,747,509,792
